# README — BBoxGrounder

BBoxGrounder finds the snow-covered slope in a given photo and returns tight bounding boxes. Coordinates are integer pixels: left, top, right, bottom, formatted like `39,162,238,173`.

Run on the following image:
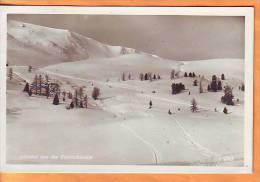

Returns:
181,59,244,82
7,20,139,67
41,53,181,81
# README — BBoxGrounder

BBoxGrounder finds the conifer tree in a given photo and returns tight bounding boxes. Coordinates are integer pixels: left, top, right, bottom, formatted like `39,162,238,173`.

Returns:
46,84,50,99
128,73,131,80
39,75,42,95
171,69,175,80
144,73,147,80
184,72,188,77
210,75,218,92
92,87,100,100
34,75,38,95
23,82,30,93
53,93,59,105
149,100,152,109
28,65,32,72
190,98,198,112
199,79,203,93
8,68,13,80
218,80,222,90
153,74,156,80
122,72,126,81
223,107,228,114
193,79,198,86
221,74,225,80
28,89,32,96
241,83,245,91
84,95,88,108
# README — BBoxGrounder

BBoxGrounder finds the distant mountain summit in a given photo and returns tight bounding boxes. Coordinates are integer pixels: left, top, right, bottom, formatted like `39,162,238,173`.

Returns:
7,20,142,67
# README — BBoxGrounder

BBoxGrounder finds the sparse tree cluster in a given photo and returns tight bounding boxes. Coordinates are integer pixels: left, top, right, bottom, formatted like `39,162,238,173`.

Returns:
171,82,185,94
139,72,161,81
207,75,222,92
184,72,196,78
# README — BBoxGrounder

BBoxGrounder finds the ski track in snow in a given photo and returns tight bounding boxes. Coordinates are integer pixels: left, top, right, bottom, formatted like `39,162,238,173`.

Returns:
120,122,160,165
172,117,219,158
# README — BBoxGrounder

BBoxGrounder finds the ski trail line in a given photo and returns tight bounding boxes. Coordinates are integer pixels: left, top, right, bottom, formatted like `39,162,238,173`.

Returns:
121,123,160,165
173,117,219,158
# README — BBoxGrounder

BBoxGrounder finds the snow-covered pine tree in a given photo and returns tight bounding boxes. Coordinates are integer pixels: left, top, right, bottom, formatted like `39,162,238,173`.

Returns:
190,98,198,112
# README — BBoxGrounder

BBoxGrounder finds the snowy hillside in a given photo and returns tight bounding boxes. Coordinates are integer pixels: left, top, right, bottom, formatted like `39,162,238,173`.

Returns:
7,58,245,166
7,20,140,67
42,54,181,81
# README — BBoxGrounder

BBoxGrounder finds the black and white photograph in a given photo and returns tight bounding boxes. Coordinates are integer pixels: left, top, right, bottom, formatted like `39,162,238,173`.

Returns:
0,7,254,173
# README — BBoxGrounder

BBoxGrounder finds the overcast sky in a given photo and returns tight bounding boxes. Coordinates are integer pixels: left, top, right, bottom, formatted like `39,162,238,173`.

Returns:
8,14,245,61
